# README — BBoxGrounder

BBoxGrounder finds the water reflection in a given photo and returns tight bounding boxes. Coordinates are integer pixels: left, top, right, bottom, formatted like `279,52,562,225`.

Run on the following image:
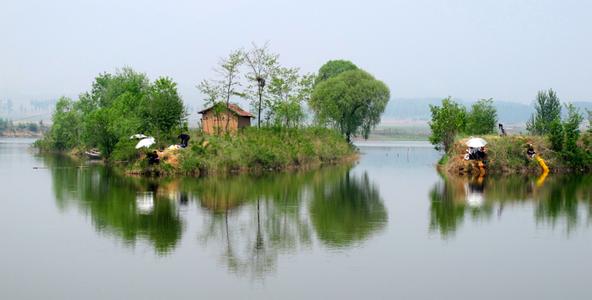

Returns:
44,155,387,277
45,155,183,255
429,173,592,238
190,166,387,278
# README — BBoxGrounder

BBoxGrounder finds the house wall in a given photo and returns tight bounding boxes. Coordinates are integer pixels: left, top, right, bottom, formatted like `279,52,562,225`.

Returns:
238,116,251,129
201,110,239,134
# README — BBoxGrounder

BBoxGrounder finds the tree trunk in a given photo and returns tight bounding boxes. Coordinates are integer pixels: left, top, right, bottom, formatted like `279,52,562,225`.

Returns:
257,87,262,128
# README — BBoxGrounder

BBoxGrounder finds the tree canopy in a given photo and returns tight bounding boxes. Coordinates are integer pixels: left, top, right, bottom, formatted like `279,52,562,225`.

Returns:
466,98,497,135
315,60,358,86
310,68,390,142
428,97,467,152
527,89,562,135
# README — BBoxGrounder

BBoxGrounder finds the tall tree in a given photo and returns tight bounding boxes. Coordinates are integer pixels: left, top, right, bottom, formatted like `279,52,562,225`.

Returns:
310,68,390,143
562,103,584,163
198,50,244,131
198,49,244,133
466,98,497,135
527,89,562,135
428,97,467,152
244,42,279,128
266,67,314,127
144,77,186,139
46,97,80,150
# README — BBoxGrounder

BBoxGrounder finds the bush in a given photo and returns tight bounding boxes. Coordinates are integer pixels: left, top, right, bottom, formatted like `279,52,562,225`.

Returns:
111,139,140,162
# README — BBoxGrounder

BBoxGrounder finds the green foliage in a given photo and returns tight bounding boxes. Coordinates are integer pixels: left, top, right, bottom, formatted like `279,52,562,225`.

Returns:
144,77,186,138
315,60,358,86
39,68,187,158
527,89,562,135
562,103,584,165
310,68,390,142
466,98,497,135
428,97,467,152
43,97,81,151
267,67,314,127
111,138,140,162
244,43,280,127
197,49,244,132
199,45,313,130
548,119,564,152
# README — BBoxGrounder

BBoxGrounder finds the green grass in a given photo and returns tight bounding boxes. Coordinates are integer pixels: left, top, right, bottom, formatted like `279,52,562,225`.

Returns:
155,127,356,176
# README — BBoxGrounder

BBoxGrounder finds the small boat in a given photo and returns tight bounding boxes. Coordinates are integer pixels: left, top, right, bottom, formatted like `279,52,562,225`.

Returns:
84,150,102,160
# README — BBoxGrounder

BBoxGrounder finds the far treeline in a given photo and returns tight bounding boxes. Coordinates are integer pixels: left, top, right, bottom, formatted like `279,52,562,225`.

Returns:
429,89,592,171
37,43,390,173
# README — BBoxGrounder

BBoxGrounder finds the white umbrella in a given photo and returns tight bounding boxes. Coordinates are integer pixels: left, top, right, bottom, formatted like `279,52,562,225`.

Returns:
466,137,487,148
130,134,148,139
135,137,155,149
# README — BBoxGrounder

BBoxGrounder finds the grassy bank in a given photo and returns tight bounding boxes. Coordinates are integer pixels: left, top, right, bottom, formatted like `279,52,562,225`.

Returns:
440,133,592,175
125,127,357,176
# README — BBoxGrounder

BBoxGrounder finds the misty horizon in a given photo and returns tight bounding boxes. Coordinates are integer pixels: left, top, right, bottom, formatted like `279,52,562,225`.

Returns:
2,0,591,107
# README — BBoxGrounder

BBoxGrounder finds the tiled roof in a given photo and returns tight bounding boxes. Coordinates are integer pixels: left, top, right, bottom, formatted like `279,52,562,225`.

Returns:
199,103,254,117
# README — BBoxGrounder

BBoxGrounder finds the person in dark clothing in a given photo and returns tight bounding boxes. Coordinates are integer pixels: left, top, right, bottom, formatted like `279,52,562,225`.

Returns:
498,123,507,136
178,133,190,148
147,151,160,165
526,144,536,159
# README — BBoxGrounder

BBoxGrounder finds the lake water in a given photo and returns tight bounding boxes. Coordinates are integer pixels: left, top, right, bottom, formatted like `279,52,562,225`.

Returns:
1,138,591,299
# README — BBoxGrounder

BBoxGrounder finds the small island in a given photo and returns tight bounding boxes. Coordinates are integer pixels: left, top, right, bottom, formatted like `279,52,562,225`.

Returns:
428,90,592,176
35,45,390,176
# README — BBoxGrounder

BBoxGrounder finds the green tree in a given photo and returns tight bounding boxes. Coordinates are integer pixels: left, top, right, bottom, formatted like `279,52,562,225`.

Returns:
244,43,279,128
527,89,562,135
197,49,244,132
562,103,584,164
144,77,186,139
548,119,564,152
315,60,358,86
428,97,467,152
40,68,187,157
266,67,314,127
466,98,497,135
310,68,390,143
45,97,80,150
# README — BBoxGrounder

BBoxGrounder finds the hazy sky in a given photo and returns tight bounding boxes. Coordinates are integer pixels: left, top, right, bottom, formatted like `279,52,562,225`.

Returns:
1,0,591,107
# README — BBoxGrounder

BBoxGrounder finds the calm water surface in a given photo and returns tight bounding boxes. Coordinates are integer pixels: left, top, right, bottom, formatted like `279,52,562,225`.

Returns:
1,138,591,299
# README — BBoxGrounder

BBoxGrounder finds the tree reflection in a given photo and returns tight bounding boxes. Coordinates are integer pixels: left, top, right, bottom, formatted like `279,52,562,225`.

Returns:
44,155,183,255
429,172,592,238
44,154,388,272
191,166,387,278
309,171,387,248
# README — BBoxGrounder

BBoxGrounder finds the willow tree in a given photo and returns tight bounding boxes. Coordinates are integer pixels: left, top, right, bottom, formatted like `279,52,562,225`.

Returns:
314,59,358,86
310,67,390,143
